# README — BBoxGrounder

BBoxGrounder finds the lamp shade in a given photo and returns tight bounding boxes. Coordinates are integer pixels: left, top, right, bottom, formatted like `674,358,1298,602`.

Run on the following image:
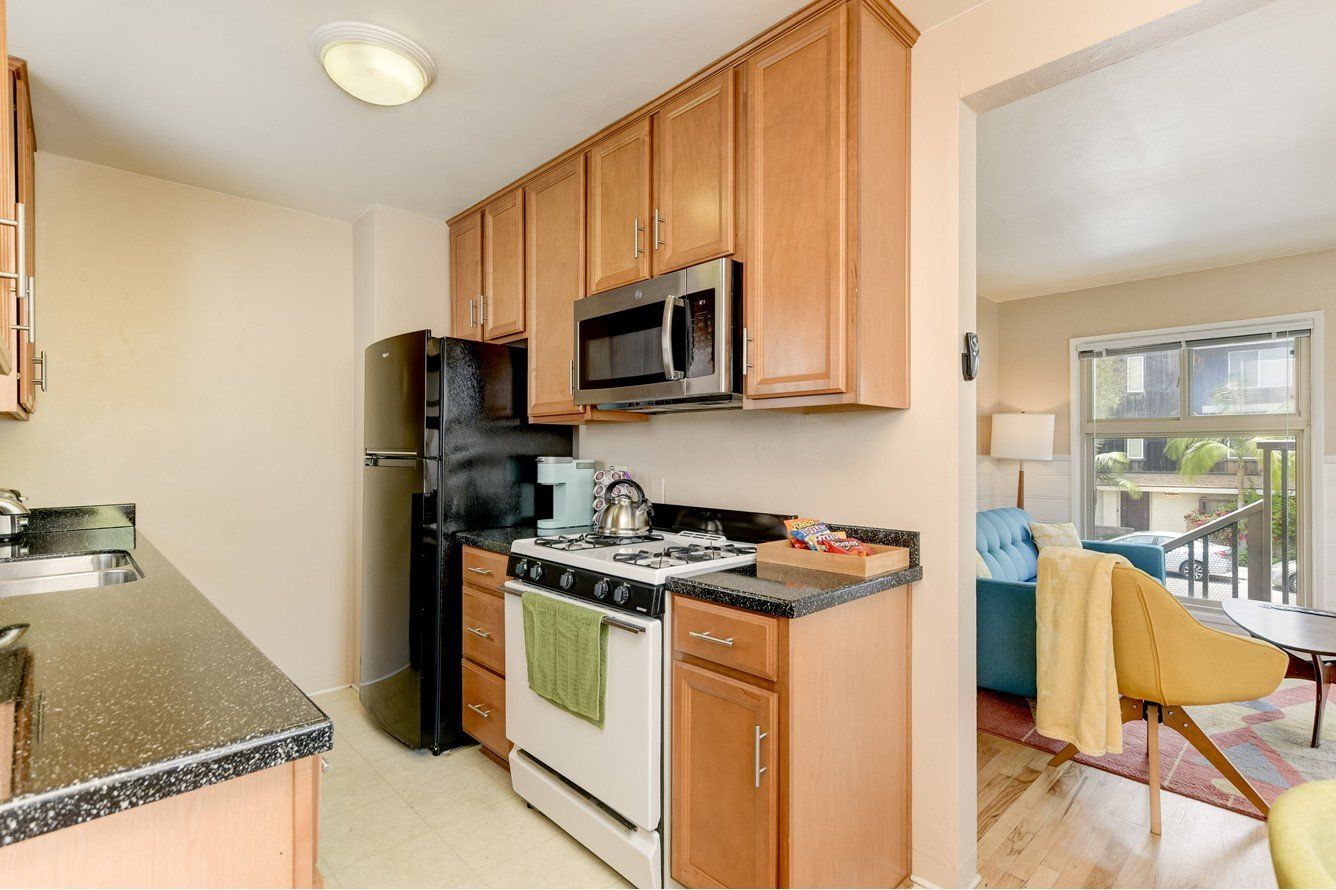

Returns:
990,413,1054,461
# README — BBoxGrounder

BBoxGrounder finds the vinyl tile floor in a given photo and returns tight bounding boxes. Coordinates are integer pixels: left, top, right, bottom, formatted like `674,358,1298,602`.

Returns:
312,687,633,889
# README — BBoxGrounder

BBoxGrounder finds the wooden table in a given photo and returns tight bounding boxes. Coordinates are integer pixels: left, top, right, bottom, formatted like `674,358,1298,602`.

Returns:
1222,599,1336,748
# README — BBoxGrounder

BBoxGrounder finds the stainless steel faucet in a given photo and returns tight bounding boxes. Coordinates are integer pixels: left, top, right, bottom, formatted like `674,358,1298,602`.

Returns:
0,488,31,540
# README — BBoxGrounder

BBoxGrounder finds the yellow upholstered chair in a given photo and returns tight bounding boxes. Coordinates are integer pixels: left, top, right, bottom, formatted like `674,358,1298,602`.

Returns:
1269,779,1336,888
1049,565,1287,833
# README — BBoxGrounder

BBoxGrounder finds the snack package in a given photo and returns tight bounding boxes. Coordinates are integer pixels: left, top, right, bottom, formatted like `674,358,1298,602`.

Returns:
785,517,874,556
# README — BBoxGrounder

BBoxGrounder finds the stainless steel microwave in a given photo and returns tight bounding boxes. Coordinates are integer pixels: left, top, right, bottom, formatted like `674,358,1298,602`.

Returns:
573,258,742,413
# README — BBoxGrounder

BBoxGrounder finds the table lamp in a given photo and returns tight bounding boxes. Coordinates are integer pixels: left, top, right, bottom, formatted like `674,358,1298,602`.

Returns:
990,413,1054,509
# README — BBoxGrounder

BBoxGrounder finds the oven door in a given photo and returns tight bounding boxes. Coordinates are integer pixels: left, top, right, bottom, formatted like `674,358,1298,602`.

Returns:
503,580,662,831
573,258,738,409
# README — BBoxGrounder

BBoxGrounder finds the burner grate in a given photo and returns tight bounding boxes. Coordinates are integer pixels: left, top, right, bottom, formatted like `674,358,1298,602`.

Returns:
534,532,665,551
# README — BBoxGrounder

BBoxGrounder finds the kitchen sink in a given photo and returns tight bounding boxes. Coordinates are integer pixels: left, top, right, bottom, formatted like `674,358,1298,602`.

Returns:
0,552,142,597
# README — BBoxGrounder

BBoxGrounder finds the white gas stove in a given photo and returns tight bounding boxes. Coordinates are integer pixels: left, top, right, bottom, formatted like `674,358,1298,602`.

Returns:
500,528,757,888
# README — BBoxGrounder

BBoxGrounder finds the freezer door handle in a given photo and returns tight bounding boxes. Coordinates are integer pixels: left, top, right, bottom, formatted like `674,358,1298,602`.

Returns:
364,450,419,467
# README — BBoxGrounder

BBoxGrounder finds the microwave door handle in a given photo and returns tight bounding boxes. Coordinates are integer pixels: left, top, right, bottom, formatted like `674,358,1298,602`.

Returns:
661,295,684,381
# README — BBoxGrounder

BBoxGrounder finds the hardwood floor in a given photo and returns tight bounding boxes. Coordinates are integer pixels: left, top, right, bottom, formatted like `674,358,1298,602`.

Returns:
976,733,1276,889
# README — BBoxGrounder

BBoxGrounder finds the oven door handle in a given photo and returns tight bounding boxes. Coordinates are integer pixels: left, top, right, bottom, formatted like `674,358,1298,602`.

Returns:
661,295,685,382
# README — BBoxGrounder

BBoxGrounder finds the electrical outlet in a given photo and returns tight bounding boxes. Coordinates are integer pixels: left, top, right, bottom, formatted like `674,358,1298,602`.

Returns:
649,476,667,503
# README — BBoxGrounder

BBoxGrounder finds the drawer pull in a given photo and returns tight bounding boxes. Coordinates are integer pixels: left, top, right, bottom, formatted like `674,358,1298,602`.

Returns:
467,566,494,576
754,725,768,788
688,630,734,647
467,703,492,719
466,626,492,640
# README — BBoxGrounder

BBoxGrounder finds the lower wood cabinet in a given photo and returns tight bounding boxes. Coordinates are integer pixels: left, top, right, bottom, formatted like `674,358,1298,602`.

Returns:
670,585,911,888
0,756,322,888
460,546,511,766
672,661,778,890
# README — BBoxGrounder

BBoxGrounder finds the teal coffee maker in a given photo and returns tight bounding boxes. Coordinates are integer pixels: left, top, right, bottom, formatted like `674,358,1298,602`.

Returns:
536,457,596,529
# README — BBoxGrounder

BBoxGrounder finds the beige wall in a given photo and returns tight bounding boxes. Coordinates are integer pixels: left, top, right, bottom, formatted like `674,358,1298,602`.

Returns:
993,248,1335,456
0,153,358,692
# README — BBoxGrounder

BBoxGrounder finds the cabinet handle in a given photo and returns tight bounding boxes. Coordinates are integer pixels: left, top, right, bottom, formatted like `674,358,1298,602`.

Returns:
652,209,663,250
32,350,47,392
569,360,575,396
688,630,734,647
467,566,494,576
754,724,768,788
466,626,492,640
467,703,492,719
632,217,644,259
742,326,754,375
469,297,477,328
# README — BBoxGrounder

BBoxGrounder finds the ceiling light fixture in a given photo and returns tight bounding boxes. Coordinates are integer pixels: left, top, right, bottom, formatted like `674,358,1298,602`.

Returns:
310,22,436,107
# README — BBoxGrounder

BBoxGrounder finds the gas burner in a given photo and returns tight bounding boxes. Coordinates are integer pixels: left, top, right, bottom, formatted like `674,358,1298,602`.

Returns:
534,532,664,551
612,549,687,570
662,542,758,562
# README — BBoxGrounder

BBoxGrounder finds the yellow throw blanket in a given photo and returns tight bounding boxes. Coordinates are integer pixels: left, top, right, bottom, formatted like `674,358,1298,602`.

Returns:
1034,546,1130,756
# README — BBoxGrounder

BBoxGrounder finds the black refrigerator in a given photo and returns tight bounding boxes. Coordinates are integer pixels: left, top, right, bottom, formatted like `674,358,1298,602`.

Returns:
360,332,572,753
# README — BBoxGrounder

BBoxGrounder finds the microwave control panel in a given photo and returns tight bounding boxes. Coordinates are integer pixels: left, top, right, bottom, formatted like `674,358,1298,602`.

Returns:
686,293,715,379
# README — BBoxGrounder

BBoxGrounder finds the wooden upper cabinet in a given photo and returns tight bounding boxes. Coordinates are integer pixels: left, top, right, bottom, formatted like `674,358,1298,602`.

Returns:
744,6,848,400
651,70,736,275
671,661,778,890
587,118,651,295
482,188,525,340
525,156,586,419
449,211,483,341
0,57,34,421
0,0,13,379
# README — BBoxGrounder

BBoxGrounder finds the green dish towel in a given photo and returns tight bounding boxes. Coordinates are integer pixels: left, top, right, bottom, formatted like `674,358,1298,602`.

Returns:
521,591,608,728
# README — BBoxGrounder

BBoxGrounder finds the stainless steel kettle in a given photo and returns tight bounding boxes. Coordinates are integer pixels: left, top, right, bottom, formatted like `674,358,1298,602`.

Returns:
596,479,654,537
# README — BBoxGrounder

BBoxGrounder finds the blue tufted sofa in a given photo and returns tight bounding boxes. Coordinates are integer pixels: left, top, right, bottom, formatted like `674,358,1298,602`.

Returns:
976,507,1166,698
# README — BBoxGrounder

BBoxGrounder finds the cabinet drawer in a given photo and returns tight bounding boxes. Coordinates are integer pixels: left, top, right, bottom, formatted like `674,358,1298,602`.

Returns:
461,659,509,758
672,595,779,681
462,586,506,675
462,546,509,593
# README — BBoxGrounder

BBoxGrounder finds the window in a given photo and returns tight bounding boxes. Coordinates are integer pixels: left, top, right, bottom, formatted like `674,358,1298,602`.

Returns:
1126,355,1145,394
1077,322,1312,608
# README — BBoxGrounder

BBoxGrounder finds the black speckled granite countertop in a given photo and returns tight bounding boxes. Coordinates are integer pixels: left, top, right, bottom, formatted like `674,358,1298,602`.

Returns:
455,523,920,619
0,505,331,847
456,525,591,555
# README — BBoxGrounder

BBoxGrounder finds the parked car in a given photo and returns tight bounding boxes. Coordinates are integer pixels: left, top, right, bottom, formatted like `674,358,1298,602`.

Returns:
1272,559,1298,595
1108,531,1234,581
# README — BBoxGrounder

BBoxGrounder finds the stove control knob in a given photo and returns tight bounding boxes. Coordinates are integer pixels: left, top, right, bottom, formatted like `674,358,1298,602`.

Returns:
559,570,576,590
593,579,611,600
514,559,530,578
528,562,544,582
612,583,631,606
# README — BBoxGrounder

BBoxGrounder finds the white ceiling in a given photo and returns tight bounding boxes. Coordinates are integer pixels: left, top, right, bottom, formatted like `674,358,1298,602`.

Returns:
9,1,970,223
977,0,1336,301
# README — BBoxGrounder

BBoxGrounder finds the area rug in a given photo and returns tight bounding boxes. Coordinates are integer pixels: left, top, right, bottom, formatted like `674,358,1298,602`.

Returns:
978,678,1336,819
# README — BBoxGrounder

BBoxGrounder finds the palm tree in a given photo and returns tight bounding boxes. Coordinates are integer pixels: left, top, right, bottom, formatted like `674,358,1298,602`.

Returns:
1164,435,1260,509
1095,451,1142,499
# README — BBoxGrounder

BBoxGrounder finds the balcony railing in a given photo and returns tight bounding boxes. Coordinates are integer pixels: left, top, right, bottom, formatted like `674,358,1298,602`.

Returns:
1158,440,1297,604
1160,500,1268,601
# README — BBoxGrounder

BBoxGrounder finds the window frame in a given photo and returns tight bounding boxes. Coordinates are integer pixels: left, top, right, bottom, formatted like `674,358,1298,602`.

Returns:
1069,314,1321,611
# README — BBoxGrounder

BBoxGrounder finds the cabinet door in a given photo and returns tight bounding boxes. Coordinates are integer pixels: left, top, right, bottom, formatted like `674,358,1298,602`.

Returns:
653,71,735,275
587,118,651,294
482,188,525,340
671,661,777,890
525,156,585,418
744,6,848,398
0,0,13,378
15,65,34,414
449,212,483,340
